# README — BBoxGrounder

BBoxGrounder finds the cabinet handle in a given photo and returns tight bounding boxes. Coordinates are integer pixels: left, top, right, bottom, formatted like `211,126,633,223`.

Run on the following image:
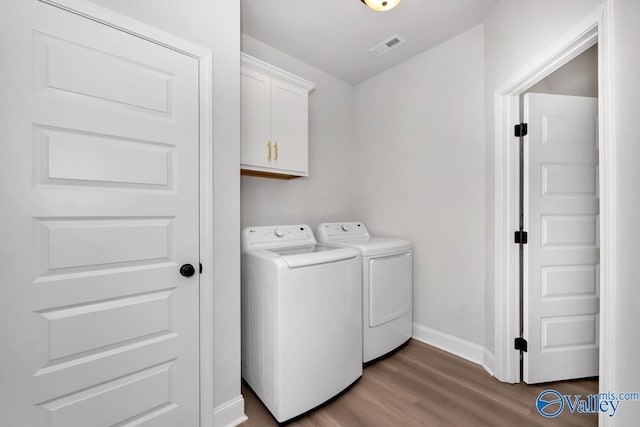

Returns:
274,141,278,161
267,140,272,161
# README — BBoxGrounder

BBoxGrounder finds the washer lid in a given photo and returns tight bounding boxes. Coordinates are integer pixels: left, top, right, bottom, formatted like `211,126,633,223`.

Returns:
262,244,359,268
327,237,412,257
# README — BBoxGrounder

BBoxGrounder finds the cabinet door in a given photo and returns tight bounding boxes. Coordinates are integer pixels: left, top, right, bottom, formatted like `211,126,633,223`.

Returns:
241,68,272,169
271,79,309,175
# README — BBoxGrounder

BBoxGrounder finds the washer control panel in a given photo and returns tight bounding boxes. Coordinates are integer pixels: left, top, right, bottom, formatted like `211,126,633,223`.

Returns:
317,222,370,240
242,224,316,250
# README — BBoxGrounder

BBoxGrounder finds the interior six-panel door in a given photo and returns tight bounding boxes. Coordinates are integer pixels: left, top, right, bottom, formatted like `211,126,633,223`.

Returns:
523,93,599,384
0,1,200,425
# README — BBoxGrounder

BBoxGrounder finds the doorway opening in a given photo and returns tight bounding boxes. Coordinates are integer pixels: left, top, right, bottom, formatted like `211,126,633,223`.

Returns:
518,44,599,385
493,8,616,424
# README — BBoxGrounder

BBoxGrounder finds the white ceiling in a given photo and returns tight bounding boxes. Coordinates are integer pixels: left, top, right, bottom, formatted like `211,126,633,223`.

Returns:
241,0,497,85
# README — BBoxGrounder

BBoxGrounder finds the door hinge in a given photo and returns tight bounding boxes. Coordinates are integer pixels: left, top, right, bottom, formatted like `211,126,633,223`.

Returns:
515,123,528,137
515,337,528,352
514,231,528,244
199,263,203,274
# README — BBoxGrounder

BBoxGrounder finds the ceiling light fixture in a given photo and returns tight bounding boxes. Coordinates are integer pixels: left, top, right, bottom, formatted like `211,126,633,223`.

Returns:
360,0,402,12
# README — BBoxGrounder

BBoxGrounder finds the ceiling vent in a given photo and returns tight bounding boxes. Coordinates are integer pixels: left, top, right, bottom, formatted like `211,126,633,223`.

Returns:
369,34,406,57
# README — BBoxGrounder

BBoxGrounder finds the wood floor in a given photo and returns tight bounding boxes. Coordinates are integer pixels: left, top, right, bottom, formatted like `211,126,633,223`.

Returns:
241,339,598,427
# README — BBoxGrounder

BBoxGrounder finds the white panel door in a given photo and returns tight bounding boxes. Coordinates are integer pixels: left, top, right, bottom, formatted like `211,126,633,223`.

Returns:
0,1,200,425
241,67,272,169
523,93,599,384
271,80,309,174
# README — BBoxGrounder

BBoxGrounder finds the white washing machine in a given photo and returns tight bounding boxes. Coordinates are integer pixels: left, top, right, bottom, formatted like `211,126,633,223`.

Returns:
316,222,412,363
241,224,362,423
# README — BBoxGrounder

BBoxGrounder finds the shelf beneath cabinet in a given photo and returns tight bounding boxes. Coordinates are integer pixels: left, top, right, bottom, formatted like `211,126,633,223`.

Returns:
240,169,302,180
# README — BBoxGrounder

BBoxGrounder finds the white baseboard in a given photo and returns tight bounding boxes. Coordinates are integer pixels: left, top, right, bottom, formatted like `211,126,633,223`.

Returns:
482,348,495,376
412,323,491,370
214,395,247,427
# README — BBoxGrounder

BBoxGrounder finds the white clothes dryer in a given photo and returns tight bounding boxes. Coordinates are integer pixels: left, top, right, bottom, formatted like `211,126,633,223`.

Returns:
241,224,362,423
316,222,412,363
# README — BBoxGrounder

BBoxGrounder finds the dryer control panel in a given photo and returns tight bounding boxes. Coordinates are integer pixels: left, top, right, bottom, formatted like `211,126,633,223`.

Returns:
242,224,316,250
317,222,370,240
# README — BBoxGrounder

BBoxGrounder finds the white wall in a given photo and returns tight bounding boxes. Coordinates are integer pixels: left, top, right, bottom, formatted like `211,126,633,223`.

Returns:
240,35,357,229
612,0,640,424
527,44,598,97
353,25,486,346
86,0,242,418
77,3,640,424
521,45,598,136
483,0,605,353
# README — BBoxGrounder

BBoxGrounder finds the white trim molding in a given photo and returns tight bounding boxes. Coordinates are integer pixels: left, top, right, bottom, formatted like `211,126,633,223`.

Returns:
596,3,617,426
198,47,216,427
214,396,248,427
492,7,616,424
482,349,495,377
241,52,316,92
412,324,495,376
39,1,217,426
413,324,484,366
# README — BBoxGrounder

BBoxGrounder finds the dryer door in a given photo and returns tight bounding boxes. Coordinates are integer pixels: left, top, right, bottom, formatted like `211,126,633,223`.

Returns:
369,252,412,327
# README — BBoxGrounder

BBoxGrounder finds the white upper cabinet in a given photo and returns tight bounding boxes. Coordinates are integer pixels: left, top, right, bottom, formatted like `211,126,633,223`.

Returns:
241,53,315,179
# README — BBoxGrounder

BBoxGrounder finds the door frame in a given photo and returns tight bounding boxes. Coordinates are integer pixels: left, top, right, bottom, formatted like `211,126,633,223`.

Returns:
493,1,616,421
38,0,215,425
